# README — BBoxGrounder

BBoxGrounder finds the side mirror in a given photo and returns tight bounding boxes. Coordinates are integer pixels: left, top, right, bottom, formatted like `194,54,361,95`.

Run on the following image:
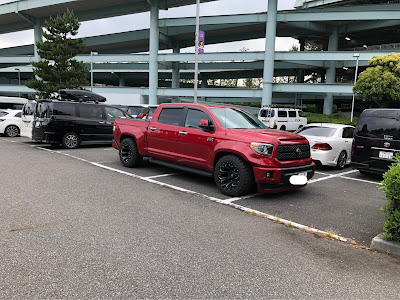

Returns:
198,119,215,131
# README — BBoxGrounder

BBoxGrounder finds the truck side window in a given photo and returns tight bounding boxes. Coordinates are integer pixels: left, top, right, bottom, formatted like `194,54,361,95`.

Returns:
185,109,211,129
158,107,184,126
288,111,296,118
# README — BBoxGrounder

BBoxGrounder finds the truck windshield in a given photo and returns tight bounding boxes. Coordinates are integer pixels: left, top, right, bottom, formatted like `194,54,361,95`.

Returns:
35,102,53,118
211,108,267,129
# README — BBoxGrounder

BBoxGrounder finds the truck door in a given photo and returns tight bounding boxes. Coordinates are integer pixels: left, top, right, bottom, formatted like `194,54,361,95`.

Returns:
174,107,216,171
147,107,184,161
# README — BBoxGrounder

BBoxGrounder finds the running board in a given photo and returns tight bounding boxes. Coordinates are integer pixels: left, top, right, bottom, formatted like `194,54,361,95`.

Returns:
149,158,213,178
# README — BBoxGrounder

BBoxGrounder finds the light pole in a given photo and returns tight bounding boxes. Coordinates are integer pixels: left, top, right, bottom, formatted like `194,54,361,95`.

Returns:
351,53,360,122
193,0,200,103
15,68,20,97
90,51,98,92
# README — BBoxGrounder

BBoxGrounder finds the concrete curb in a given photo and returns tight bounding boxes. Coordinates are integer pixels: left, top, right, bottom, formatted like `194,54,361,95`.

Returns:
371,234,400,257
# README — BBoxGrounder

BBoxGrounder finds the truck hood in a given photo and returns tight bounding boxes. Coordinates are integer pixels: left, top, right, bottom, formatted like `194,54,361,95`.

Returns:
228,128,307,144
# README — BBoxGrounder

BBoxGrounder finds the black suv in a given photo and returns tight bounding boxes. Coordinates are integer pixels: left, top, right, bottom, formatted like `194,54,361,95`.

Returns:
32,91,130,149
351,108,400,175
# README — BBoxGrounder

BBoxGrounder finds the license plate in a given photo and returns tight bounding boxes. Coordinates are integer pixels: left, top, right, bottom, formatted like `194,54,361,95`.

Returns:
379,151,393,159
298,172,307,177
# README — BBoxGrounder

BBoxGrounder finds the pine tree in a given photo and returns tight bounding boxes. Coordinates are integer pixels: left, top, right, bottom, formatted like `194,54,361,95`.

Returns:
26,9,89,99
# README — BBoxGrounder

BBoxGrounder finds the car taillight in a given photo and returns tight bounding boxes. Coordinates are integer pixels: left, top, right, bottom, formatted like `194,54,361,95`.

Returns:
312,143,332,151
351,138,355,156
113,122,116,132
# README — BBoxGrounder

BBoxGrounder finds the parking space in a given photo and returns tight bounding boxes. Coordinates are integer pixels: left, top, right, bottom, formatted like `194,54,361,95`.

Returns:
7,137,386,247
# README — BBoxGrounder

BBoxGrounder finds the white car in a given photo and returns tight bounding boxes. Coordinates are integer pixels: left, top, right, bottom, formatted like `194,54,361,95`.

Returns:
296,123,355,169
0,109,23,137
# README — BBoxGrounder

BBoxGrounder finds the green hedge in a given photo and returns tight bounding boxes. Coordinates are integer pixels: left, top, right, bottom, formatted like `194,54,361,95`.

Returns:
305,112,358,126
380,154,400,242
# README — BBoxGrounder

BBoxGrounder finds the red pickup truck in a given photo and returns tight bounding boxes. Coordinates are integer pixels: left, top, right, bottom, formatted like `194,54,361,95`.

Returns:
112,103,315,197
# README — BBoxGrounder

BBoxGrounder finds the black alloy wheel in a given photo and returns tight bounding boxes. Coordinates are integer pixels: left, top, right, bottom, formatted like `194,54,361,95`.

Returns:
62,132,80,149
214,154,254,197
119,138,142,167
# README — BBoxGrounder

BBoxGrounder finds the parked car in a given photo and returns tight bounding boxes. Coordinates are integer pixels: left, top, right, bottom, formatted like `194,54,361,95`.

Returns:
113,103,315,197
258,106,307,131
20,100,37,139
351,109,400,175
116,104,158,119
0,109,23,137
296,123,355,169
32,91,130,149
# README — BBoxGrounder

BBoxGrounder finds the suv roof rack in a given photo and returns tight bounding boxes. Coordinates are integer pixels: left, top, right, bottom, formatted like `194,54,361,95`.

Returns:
59,89,106,103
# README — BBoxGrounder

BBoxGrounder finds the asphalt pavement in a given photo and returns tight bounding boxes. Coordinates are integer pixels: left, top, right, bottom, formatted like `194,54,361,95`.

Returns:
1,137,399,299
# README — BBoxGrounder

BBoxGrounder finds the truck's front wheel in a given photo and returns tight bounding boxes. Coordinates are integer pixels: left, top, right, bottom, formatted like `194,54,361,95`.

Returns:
119,138,142,167
214,155,254,197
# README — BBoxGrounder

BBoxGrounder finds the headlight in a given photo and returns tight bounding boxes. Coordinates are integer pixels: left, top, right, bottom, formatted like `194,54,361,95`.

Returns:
250,142,273,156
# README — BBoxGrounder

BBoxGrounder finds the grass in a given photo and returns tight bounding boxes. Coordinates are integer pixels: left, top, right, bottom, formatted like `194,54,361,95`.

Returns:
305,112,358,126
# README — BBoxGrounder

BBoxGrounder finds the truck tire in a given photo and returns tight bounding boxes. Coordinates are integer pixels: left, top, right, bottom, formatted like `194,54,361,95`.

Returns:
214,154,254,197
119,138,142,167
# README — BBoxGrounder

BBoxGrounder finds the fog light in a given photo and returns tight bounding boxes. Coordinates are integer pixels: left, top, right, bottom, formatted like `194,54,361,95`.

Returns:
266,171,273,178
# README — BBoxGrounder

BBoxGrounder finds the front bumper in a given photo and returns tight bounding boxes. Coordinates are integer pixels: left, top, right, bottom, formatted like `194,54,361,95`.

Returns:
253,163,315,193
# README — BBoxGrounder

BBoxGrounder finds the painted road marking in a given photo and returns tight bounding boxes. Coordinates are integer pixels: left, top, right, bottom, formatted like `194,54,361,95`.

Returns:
0,138,373,247
308,169,358,184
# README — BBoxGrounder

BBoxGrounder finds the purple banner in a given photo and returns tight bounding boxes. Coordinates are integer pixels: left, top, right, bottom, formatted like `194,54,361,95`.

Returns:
199,31,205,54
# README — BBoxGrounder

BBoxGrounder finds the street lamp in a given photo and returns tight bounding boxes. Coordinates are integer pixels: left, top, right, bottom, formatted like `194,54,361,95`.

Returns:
193,0,200,103
351,53,360,122
90,51,98,92
15,68,20,97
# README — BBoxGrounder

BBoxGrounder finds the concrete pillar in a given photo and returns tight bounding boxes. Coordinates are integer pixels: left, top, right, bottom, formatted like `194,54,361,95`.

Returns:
33,21,42,61
172,46,180,89
297,39,305,84
149,0,159,105
261,0,278,106
323,28,338,115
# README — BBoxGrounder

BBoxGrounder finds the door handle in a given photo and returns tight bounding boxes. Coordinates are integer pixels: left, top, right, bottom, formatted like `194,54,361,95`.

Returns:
149,127,157,131
98,121,105,124
179,131,188,135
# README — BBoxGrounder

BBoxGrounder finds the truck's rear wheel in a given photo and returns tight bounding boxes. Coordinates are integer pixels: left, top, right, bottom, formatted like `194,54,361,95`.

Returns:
119,138,142,167
214,154,254,197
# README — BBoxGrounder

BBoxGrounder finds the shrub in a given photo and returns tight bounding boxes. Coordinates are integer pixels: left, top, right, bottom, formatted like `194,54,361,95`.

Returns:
380,154,400,242
305,112,358,126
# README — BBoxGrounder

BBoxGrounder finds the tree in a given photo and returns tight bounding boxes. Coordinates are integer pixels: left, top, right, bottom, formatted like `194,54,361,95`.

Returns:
26,10,89,99
353,52,400,108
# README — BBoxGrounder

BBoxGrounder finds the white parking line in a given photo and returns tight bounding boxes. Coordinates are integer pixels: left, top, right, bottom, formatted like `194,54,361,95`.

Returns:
340,176,380,185
145,172,183,179
308,169,358,183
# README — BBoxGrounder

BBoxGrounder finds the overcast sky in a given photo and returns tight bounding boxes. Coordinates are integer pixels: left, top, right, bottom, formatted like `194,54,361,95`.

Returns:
0,0,298,51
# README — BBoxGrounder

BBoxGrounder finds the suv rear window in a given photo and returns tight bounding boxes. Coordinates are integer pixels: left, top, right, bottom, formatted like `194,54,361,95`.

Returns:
297,126,337,137
356,116,400,140
35,102,53,118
